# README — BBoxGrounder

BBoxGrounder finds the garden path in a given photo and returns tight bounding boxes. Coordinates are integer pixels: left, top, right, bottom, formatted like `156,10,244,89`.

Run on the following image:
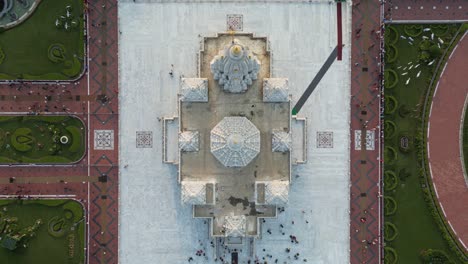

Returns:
427,31,468,251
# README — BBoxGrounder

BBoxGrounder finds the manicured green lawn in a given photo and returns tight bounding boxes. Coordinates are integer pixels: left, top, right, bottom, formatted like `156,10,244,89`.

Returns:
0,199,85,264
384,24,464,263
0,115,85,164
0,0,85,80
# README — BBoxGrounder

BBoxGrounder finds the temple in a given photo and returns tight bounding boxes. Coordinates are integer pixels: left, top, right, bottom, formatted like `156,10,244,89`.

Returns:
164,33,305,240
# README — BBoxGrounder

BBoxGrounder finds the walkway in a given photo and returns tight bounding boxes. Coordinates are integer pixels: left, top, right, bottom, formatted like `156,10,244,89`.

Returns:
0,1,119,263
427,31,468,250
350,0,383,263
387,0,467,21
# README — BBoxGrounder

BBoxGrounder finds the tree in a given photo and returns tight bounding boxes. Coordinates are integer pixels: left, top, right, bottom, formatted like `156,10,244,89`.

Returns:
429,45,442,58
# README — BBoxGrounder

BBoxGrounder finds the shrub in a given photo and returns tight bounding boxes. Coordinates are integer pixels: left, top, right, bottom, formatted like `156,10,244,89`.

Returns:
66,126,83,153
398,168,411,182
385,44,398,63
386,26,399,45
384,170,399,191
0,128,5,149
398,104,411,118
385,95,399,115
384,196,397,216
384,246,398,264
385,146,398,164
384,120,397,139
430,24,449,37
47,216,68,238
11,128,35,152
419,39,432,51
429,45,442,58
61,56,82,78
384,222,399,242
420,249,453,264
384,69,399,89
404,24,423,37
47,43,66,63
0,46,5,65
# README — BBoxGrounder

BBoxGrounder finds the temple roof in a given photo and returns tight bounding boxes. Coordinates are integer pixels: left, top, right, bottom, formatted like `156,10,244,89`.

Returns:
179,131,200,152
263,78,289,102
180,78,208,102
181,181,207,205
210,39,260,93
223,215,246,237
210,117,260,167
272,130,291,152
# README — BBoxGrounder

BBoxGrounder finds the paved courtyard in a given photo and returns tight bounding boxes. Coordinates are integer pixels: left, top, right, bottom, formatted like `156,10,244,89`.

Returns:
119,1,351,263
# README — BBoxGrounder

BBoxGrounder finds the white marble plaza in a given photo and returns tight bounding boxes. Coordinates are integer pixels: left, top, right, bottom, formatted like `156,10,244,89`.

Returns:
119,1,352,263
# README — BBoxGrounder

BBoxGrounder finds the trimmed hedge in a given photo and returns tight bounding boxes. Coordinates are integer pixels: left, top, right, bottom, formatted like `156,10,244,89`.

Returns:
385,146,398,164
384,120,397,139
47,216,68,238
384,170,399,191
61,56,82,78
0,46,5,65
386,26,399,45
47,43,66,63
11,128,34,152
430,24,449,37
384,222,399,242
384,196,398,216
404,24,423,37
384,246,398,264
65,125,82,153
385,95,399,115
385,44,398,63
384,69,399,89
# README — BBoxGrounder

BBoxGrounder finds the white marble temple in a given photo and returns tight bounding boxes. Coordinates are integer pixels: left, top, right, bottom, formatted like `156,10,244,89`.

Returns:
119,1,351,263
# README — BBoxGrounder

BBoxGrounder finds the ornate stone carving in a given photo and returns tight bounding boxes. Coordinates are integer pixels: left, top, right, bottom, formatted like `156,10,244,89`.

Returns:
223,215,246,237
179,131,200,152
181,181,207,205
263,78,289,102
272,130,291,152
264,181,289,205
210,39,260,93
211,117,260,167
180,78,208,102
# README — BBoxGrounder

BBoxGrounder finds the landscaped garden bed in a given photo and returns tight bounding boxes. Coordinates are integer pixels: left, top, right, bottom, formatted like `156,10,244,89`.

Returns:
0,0,85,80
383,23,466,263
0,115,85,164
0,199,85,264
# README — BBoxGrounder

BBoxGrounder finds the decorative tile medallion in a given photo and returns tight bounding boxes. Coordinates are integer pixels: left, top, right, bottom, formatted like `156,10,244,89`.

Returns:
136,131,153,148
94,130,114,150
354,130,375,150
316,131,333,148
227,14,243,31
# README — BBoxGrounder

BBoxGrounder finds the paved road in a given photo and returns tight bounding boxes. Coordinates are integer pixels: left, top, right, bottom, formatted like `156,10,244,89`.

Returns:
350,1,383,263
427,31,468,251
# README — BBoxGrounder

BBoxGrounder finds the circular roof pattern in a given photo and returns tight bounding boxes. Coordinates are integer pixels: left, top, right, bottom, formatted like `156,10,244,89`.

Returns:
211,117,260,168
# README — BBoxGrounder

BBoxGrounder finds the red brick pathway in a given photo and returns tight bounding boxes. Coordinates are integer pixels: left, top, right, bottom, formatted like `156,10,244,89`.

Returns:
350,1,383,263
0,1,119,263
386,0,467,21
427,32,468,251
